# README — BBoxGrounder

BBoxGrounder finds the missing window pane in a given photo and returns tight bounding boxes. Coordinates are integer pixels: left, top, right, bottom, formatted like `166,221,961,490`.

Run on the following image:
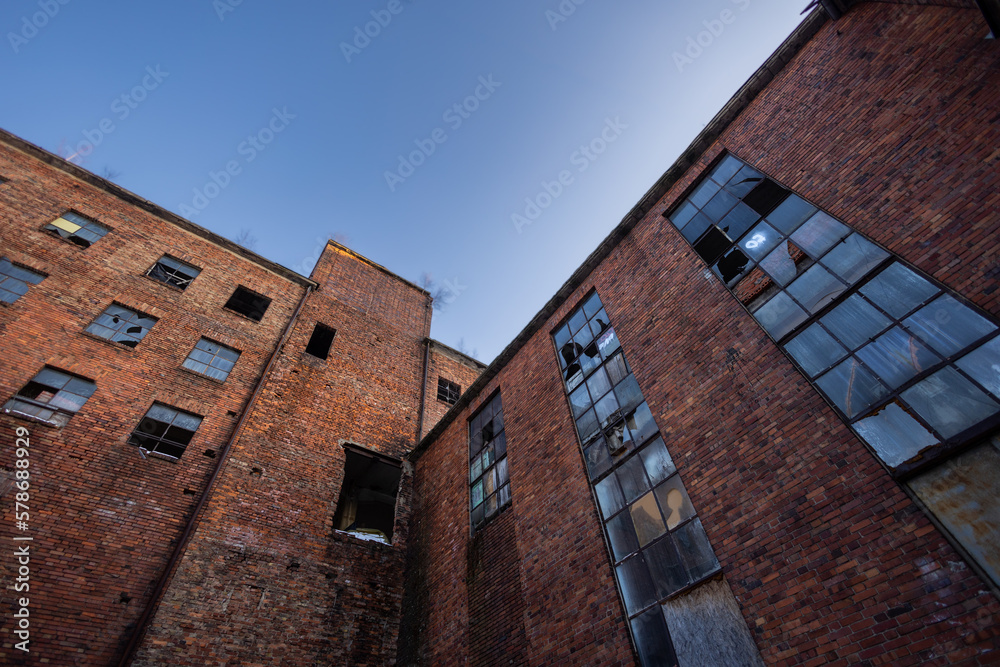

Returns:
225,286,272,322
693,227,732,265
306,323,337,360
742,178,788,216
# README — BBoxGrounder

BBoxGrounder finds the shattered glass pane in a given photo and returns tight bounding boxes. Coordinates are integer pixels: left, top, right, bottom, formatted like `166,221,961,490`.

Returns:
859,262,939,319
853,401,939,468
789,211,849,259
734,267,778,310
585,437,612,480
856,326,941,389
822,233,888,285
596,474,626,519
724,165,764,197
575,321,596,350
616,554,657,616
901,367,1000,439
631,492,667,547
759,240,810,287
820,294,892,350
613,375,644,415
607,511,640,561
595,392,621,429
753,291,809,341
956,337,1000,398
654,475,696,531
903,294,997,357
784,323,848,378
815,357,889,418
639,438,676,485
595,328,620,360
739,221,782,261
713,247,751,286
644,535,688,600
626,402,658,447
693,226,732,265
618,454,651,503
590,310,611,338
786,264,846,314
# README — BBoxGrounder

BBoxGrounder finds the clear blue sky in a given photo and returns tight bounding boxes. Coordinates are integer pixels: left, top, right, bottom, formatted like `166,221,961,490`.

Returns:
1,0,806,362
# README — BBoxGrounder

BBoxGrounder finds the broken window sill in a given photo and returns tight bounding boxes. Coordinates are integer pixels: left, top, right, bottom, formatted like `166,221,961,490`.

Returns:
177,365,227,384
141,273,186,293
2,408,63,429
79,330,139,352
334,529,392,546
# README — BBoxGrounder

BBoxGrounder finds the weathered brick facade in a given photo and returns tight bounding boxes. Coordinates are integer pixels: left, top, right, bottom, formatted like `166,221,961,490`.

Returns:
1,2,999,666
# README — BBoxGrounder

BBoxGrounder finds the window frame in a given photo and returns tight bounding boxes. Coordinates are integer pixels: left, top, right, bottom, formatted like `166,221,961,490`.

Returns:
2,367,96,427
304,323,336,360
84,303,158,348
181,338,241,382
333,444,403,543
224,285,272,323
0,258,45,305
468,390,512,532
437,377,461,405
127,403,204,461
145,255,202,290
42,211,110,248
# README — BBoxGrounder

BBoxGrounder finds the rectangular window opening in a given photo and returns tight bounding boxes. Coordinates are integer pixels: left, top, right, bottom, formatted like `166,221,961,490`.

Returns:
305,323,336,359
128,403,203,460
334,447,402,543
146,255,201,290
85,303,157,348
224,286,271,322
182,338,241,381
0,258,45,304
437,377,461,405
43,211,109,248
2,367,96,427
469,391,511,532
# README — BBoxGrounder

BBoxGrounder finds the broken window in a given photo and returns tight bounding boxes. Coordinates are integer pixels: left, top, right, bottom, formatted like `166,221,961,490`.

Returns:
2,367,96,427
305,323,336,359
665,153,1000,474
128,403,203,460
437,377,461,405
224,286,271,322
333,446,402,543
182,338,241,381
469,391,511,531
85,304,157,348
0,258,45,304
553,291,721,662
146,255,201,289
43,211,109,248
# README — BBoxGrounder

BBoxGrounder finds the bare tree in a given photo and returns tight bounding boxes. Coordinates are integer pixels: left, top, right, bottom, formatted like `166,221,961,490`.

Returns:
419,272,450,311
101,166,122,181
233,228,258,251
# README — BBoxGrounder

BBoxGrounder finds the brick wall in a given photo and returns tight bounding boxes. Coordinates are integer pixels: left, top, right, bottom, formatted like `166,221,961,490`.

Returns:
421,342,485,438
0,136,308,666
132,243,431,665
405,4,1000,665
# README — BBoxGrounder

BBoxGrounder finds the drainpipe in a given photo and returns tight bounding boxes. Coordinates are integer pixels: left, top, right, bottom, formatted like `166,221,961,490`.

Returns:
117,284,314,666
415,295,432,442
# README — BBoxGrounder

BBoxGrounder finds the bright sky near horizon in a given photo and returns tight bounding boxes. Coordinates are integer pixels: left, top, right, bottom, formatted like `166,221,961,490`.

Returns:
1,0,807,363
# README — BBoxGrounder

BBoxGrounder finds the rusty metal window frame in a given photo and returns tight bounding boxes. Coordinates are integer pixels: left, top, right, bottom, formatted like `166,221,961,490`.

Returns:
437,377,461,405
468,390,511,532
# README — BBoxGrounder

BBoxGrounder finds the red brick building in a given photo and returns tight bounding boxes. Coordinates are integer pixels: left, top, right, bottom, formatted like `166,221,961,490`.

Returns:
2,1,1000,666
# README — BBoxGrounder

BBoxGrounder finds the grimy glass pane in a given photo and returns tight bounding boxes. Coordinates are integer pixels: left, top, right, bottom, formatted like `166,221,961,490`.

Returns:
669,201,698,229
596,474,626,519
815,357,889,419
860,262,939,319
654,475,696,531
786,264,846,314
607,510,640,562
740,221,782,261
631,606,678,667
822,233,888,285
765,194,816,235
903,295,997,357
853,401,939,468
585,438,612,480
902,367,1000,439
674,518,721,582
569,384,592,418
725,164,763,197
644,535,688,599
856,326,941,389
595,392,621,428
759,240,808,287
577,409,600,444
717,202,759,241
616,554,658,616
614,375,644,415
631,492,667,547
618,454,651,503
821,294,892,350
586,366,612,402
956,337,1000,399
753,292,809,341
789,211,849,259
605,353,629,386
639,438,676,486
627,403,658,447
785,323,848,378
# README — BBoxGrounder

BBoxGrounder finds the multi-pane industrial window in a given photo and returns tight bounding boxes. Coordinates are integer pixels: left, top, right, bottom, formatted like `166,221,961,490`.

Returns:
469,392,511,530
43,211,109,248
305,323,336,359
225,285,271,322
146,255,201,290
2,367,96,427
182,338,240,381
554,292,720,666
0,258,45,304
85,304,157,348
437,377,461,405
665,154,1000,473
128,403,203,459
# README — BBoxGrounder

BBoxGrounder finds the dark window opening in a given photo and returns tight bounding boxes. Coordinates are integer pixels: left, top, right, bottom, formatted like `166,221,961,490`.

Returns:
437,377,461,405
305,323,336,359
0,258,45,304
333,448,402,542
85,304,157,348
2,367,96,427
128,403,203,460
225,286,271,322
693,227,731,265
146,255,201,289
43,211,109,248
742,178,789,216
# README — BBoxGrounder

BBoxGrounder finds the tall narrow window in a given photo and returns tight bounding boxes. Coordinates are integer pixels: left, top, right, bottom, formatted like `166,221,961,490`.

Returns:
0,258,45,304
146,255,201,290
333,446,402,543
2,367,96,427
305,323,336,359
224,286,271,322
437,377,461,405
43,211,109,248
553,291,719,664
665,154,1000,473
469,392,511,531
